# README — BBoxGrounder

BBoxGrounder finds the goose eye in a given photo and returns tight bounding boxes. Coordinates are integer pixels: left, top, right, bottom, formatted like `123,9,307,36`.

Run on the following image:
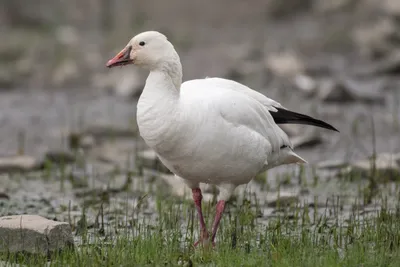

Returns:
139,41,146,46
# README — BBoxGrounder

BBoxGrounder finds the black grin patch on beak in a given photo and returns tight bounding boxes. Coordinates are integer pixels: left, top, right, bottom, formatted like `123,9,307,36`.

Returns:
107,45,133,68
121,45,132,61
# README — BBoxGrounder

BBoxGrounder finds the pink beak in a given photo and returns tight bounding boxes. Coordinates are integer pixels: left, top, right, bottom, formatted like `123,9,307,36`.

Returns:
106,46,133,68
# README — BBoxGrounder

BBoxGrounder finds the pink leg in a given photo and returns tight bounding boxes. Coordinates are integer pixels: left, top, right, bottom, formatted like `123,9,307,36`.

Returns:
211,200,226,244
192,188,209,247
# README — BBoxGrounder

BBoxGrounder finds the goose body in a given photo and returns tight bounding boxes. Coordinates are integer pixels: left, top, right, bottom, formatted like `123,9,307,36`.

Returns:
139,77,295,187
106,31,338,246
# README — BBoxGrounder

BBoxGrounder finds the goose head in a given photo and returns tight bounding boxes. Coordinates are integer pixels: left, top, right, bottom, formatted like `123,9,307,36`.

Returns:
106,31,177,70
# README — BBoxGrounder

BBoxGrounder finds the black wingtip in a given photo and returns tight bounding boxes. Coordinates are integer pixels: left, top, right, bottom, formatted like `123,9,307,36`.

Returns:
270,108,339,132
316,120,339,132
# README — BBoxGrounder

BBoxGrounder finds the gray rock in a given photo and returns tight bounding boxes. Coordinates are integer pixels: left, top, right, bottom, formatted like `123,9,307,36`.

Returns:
317,78,385,104
0,155,41,173
293,74,317,96
318,79,355,102
341,78,386,104
345,153,400,180
0,215,73,255
265,51,304,78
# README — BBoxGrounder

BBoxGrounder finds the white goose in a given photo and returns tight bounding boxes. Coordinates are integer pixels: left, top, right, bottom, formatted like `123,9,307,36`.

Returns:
106,31,338,247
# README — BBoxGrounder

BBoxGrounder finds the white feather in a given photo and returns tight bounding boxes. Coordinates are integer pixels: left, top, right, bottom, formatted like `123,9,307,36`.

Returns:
130,31,305,201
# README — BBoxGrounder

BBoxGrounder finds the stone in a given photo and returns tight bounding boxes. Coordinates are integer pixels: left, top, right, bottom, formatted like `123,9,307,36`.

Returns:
317,78,385,104
317,79,355,102
265,51,304,78
348,153,400,180
0,215,73,255
293,74,317,96
340,78,386,104
0,155,41,173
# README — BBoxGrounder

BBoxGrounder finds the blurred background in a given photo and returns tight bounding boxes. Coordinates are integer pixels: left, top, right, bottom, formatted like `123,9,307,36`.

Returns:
0,0,400,228
0,0,399,89
1,0,399,157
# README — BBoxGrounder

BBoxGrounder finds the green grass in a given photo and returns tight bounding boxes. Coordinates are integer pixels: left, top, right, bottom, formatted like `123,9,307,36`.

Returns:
2,152,400,266
2,192,400,267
